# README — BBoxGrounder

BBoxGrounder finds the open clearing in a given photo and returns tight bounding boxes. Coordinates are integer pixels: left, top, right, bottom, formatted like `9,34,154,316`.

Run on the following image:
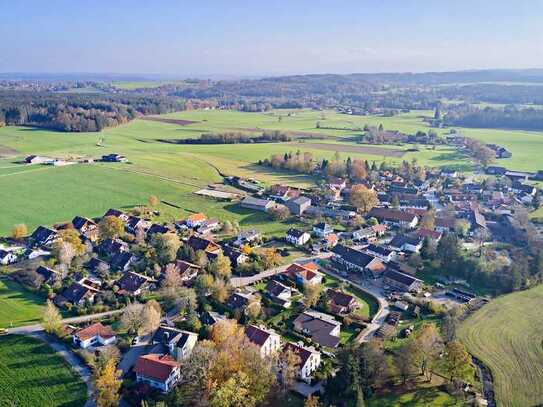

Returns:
458,285,543,407
0,335,87,406
0,108,542,234
0,279,46,328
141,116,199,126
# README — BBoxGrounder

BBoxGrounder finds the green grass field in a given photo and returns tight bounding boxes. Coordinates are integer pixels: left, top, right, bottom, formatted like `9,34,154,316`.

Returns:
0,335,87,406
368,387,462,407
0,280,45,328
1,108,542,235
458,285,543,407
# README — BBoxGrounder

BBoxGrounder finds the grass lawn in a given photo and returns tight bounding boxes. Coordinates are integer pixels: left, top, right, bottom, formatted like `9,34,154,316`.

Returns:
458,284,543,407
0,335,87,406
368,386,463,407
0,279,46,328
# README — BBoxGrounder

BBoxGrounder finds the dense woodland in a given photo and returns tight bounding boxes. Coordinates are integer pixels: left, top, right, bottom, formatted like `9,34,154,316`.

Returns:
443,104,543,131
0,91,185,132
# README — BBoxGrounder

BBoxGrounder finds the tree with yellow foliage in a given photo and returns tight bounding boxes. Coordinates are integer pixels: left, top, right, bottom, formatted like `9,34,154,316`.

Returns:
94,358,122,407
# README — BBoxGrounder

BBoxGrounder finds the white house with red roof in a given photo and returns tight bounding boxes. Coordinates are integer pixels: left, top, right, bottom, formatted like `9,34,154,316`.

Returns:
72,322,116,349
186,213,207,228
285,262,323,285
245,325,282,358
135,354,180,393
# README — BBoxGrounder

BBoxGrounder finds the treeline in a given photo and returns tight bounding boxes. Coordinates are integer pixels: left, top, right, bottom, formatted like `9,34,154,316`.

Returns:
443,105,543,131
0,91,185,132
173,130,292,144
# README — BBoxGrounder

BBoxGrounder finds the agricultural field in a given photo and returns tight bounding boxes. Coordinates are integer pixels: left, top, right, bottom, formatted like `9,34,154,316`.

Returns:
0,335,87,406
458,285,543,407
1,108,542,234
0,280,45,328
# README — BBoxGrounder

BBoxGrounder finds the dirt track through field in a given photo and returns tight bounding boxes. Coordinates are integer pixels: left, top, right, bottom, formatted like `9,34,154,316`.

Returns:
297,142,406,157
0,145,18,158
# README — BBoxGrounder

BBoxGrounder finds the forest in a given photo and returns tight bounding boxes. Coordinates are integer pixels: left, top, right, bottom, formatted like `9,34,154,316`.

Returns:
443,104,543,131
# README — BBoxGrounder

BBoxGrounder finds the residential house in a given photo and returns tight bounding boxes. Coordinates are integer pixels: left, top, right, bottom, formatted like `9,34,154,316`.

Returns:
172,260,201,282
55,282,98,306
285,262,323,285
84,258,110,274
383,269,423,292
415,228,442,242
245,325,282,358
73,322,116,349
197,219,220,235
146,223,171,236
389,235,423,253
241,196,274,212
293,310,341,348
485,166,507,176
103,208,130,222
331,244,385,277
30,226,58,247
200,311,226,326
117,271,156,296
125,216,150,235
71,216,98,241
367,208,419,229
281,342,321,383
96,238,128,257
151,326,198,360
399,198,430,211
364,244,396,262
227,292,260,311
24,155,49,164
269,184,301,201
326,289,358,315
286,228,311,246
186,236,222,256
234,229,261,247
186,213,207,228
323,233,339,248
109,252,134,272
135,354,180,393
286,196,312,216
0,249,17,265
35,265,62,284
435,217,456,233
265,279,295,308
512,182,537,196
222,246,248,267
352,224,386,242
313,222,333,238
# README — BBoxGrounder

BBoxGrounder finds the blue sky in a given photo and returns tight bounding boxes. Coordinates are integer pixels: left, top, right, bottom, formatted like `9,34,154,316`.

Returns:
1,0,542,76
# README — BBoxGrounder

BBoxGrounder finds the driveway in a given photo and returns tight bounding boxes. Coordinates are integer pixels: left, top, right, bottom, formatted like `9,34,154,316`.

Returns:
318,267,390,343
118,333,152,376
230,253,332,288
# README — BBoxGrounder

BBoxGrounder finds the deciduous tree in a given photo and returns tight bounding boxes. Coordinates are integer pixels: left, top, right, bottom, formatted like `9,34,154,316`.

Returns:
350,184,379,213
11,223,27,240
94,358,122,407
98,216,124,241
42,300,63,336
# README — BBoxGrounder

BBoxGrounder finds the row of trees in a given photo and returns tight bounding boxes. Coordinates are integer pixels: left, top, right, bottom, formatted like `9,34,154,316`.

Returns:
177,130,292,144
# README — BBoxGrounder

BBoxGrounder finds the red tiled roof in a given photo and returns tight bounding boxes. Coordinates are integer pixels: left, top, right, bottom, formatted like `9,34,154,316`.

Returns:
416,228,442,240
134,354,179,382
187,213,206,222
285,263,320,281
75,322,115,342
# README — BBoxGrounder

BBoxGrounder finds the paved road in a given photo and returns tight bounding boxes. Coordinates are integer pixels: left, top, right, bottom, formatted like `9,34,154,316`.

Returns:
230,253,333,288
7,309,123,334
318,267,389,343
118,333,152,376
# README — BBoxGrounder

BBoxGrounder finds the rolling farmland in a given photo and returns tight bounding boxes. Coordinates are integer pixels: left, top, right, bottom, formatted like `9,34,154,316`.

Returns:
458,285,543,407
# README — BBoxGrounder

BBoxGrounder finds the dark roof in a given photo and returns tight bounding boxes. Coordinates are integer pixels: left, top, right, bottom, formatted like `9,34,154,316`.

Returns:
84,257,110,272
294,310,341,348
72,216,96,230
332,244,379,268
366,244,394,257
245,325,272,347
104,208,125,218
96,239,127,256
283,342,315,366
383,269,421,287
109,252,133,270
31,226,57,244
117,271,150,293
187,235,218,252
227,292,257,309
314,222,331,231
389,234,422,249
266,279,290,297
327,289,356,308
36,265,60,282
60,282,96,304
147,223,170,235
222,245,245,264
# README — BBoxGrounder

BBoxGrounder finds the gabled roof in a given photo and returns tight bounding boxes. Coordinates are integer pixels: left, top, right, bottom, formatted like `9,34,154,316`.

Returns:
327,288,356,308
75,322,115,342
187,236,221,253
245,325,275,347
367,208,417,223
31,226,57,244
152,325,197,348
294,310,341,348
266,279,291,297
72,216,96,230
134,354,179,382
383,269,422,287
117,271,154,293
283,342,318,367
60,282,98,304
332,244,382,269
187,213,207,223
285,263,321,282
286,228,309,238
109,252,133,270
36,265,60,282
